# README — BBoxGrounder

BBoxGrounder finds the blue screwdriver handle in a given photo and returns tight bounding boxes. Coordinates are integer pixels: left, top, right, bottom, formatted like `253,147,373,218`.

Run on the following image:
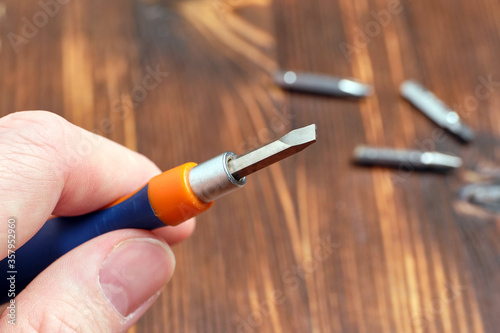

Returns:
0,162,213,303
0,162,214,304
0,185,164,304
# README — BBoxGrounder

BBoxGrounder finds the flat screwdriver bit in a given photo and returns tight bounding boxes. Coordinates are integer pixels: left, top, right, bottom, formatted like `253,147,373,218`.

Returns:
459,183,500,213
273,70,373,98
400,80,474,143
353,145,463,170
228,124,317,179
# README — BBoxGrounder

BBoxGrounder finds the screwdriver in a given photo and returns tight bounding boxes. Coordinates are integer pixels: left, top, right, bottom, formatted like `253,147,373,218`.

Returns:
0,124,317,302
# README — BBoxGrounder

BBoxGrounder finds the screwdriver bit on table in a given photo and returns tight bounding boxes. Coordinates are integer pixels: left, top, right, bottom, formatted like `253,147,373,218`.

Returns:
353,145,463,170
400,80,475,143
274,70,373,98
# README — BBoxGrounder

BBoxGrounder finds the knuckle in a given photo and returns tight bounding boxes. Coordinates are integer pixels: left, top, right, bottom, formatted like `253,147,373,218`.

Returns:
0,111,69,157
0,111,71,179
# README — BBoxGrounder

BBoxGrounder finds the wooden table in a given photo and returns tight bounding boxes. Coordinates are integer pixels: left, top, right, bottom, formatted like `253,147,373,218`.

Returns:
2,0,500,331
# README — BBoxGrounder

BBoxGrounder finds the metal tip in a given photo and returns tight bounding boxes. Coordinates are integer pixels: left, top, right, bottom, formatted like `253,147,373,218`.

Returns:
228,124,317,179
449,122,475,142
399,80,420,97
338,79,374,97
420,152,463,169
400,80,475,144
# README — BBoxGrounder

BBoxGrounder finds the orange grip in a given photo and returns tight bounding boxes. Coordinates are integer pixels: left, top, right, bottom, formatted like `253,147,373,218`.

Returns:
148,162,213,226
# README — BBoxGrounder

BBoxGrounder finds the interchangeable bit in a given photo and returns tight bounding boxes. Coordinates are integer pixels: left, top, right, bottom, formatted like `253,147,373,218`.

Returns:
273,70,373,98
228,124,317,179
400,80,474,143
460,183,500,213
353,145,463,170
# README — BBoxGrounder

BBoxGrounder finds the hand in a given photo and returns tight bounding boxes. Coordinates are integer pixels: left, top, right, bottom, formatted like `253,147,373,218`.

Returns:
0,111,195,332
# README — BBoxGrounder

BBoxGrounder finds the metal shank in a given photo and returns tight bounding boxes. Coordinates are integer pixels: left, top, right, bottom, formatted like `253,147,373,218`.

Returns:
188,152,246,203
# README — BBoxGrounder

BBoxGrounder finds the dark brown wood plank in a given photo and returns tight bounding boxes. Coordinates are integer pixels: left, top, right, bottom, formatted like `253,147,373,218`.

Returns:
2,0,500,332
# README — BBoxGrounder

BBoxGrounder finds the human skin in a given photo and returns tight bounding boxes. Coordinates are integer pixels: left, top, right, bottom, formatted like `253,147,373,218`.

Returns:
0,111,195,332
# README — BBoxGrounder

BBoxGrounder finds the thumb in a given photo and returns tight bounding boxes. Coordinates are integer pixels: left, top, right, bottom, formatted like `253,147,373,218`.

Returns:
0,230,175,332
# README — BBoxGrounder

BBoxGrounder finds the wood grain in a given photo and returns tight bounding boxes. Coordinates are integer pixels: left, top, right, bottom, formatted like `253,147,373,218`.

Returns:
2,0,500,331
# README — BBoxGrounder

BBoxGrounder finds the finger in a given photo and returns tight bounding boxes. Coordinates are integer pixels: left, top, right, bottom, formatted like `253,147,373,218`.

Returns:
153,218,196,245
0,229,175,332
0,111,192,252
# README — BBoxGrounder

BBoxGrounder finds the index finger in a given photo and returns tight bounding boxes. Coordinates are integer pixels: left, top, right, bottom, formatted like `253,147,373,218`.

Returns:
0,111,187,256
